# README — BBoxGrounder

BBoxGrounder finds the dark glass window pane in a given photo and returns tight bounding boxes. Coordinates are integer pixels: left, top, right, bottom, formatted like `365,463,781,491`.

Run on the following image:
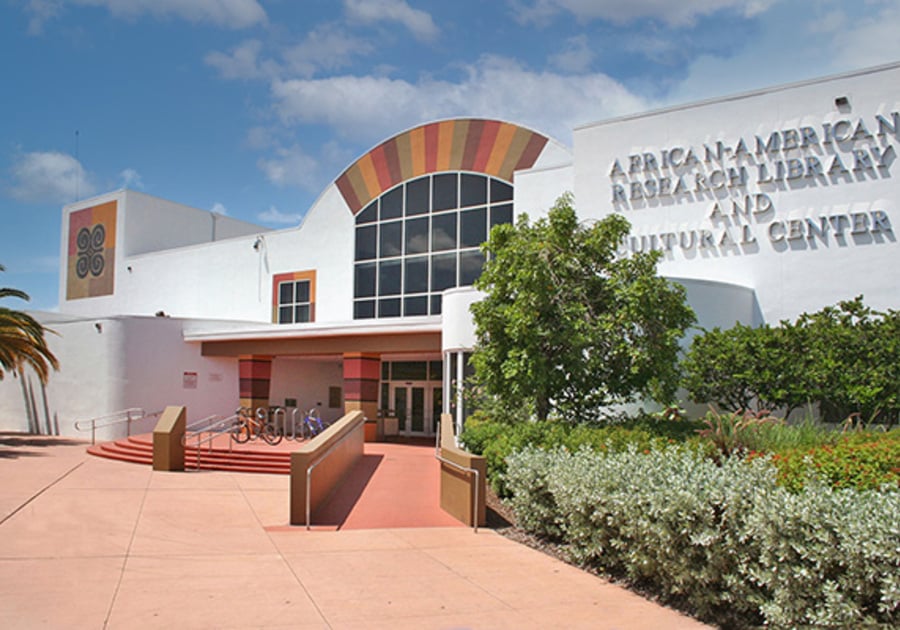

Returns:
378,259,402,296
392,361,427,381
432,173,457,211
404,256,428,293
295,304,310,323
354,300,375,319
354,263,376,298
356,201,378,224
380,186,403,220
295,280,310,303
406,177,430,215
382,362,390,380
379,221,403,258
355,225,377,260
378,298,401,318
460,207,487,248
431,213,457,251
459,249,485,286
490,179,513,202
405,217,429,255
279,281,293,305
431,253,457,291
490,203,513,229
429,360,443,381
460,174,487,207
404,296,428,316
430,294,442,315
279,306,293,324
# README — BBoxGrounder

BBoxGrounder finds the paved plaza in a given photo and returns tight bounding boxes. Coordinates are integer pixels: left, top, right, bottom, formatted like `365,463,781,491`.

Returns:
0,433,708,629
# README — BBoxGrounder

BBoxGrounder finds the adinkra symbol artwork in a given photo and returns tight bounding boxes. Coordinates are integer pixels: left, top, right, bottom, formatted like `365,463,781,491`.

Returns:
75,224,106,279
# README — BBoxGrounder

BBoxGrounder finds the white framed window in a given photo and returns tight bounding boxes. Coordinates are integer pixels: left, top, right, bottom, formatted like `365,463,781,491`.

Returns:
278,279,311,324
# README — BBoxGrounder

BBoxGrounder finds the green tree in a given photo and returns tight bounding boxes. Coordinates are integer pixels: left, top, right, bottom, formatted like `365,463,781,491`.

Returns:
470,193,695,422
683,297,900,425
0,265,58,383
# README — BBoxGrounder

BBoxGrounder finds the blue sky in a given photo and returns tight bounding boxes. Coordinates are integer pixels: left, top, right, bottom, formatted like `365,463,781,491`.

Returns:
2,0,899,310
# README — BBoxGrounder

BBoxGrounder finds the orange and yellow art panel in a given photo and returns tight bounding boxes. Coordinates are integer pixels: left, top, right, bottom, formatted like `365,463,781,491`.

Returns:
335,118,549,214
66,201,117,300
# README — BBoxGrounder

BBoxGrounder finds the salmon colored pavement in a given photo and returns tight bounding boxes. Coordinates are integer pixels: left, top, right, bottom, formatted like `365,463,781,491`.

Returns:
0,433,710,629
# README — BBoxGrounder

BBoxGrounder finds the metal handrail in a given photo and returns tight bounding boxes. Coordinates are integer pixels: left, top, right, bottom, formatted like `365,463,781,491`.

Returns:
305,417,362,530
187,414,239,469
73,407,161,445
434,420,480,532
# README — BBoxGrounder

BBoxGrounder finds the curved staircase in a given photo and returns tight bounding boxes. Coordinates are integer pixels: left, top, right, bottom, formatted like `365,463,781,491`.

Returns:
87,434,292,474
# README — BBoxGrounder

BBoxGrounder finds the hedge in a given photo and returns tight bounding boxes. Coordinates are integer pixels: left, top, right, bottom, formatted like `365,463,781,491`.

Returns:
505,446,900,628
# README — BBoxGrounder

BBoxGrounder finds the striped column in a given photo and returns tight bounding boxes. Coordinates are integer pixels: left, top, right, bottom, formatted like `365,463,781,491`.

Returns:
239,355,272,412
343,352,380,421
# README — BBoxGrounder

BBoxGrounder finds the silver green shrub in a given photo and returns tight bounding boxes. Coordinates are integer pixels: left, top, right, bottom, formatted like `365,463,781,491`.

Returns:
504,446,900,628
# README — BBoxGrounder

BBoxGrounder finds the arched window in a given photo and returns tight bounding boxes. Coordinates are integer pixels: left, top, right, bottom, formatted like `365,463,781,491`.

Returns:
353,172,513,319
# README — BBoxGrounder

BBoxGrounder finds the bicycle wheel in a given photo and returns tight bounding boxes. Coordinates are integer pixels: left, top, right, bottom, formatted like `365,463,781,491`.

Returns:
232,419,251,443
262,423,283,445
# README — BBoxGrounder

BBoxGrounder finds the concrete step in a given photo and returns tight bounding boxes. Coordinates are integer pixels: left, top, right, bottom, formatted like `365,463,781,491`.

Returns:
87,436,294,474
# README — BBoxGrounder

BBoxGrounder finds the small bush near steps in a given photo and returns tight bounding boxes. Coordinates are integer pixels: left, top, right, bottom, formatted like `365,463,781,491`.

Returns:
504,446,900,628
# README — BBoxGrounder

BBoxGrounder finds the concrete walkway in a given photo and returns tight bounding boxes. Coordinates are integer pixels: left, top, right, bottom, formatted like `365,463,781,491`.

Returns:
0,433,709,629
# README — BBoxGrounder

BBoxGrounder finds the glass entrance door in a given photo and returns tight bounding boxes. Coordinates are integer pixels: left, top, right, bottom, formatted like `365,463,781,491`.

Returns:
391,383,437,436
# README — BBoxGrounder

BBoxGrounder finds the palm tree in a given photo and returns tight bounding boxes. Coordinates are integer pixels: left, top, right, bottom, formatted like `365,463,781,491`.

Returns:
0,264,58,383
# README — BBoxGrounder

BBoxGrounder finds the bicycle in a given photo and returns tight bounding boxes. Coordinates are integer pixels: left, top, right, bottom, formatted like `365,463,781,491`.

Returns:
298,407,325,440
231,407,283,445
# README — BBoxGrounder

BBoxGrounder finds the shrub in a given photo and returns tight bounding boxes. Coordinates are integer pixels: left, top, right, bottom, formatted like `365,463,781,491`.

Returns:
760,430,900,492
459,414,702,495
505,446,900,628
695,407,782,457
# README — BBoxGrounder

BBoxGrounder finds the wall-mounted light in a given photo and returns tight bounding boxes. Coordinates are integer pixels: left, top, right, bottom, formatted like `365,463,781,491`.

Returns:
834,96,850,111
94,322,102,333
253,236,263,251
126,265,132,273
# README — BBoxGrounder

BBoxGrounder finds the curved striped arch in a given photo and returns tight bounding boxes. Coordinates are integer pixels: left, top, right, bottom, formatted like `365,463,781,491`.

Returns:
335,118,549,214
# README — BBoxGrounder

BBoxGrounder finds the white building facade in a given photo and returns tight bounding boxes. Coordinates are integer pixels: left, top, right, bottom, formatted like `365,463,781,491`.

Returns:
2,63,897,439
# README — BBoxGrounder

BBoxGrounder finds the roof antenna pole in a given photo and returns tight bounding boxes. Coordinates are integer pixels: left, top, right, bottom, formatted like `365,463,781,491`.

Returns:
75,129,80,202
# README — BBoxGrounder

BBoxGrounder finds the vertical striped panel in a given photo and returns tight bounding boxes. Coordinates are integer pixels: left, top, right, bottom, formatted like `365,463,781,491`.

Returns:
497,126,535,181
369,144,393,192
473,120,501,173
395,130,413,182
484,121,517,177
436,120,456,171
357,153,382,203
448,119,470,171
461,119,484,170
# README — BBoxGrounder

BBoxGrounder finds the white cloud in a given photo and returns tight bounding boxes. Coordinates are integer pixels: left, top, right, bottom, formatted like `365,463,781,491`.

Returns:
511,0,776,27
549,35,595,73
812,4,900,71
119,168,143,189
257,205,303,225
24,0,63,35
26,0,267,33
270,55,652,146
211,202,229,215
257,145,323,192
281,24,375,78
8,150,96,204
205,39,269,80
344,0,439,41
664,1,900,106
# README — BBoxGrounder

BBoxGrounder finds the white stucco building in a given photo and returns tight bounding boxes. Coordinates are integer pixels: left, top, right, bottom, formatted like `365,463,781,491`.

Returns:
2,63,898,439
